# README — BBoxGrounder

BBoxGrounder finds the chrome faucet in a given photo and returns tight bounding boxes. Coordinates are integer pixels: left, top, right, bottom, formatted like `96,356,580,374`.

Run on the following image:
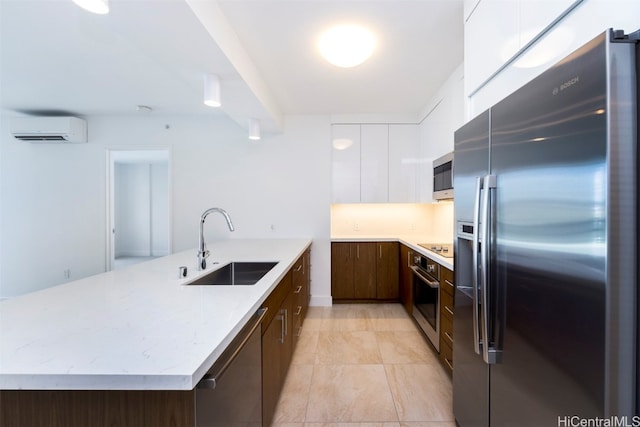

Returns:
197,208,235,271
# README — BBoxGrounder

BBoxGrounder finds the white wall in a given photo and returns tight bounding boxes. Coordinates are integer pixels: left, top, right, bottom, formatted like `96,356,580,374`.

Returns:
331,202,455,243
0,114,332,303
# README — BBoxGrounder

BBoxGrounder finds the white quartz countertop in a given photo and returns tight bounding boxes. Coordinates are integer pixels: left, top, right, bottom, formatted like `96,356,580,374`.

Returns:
331,236,454,270
0,239,311,391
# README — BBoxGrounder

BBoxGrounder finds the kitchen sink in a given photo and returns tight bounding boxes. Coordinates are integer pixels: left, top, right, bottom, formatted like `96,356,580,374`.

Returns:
187,262,278,286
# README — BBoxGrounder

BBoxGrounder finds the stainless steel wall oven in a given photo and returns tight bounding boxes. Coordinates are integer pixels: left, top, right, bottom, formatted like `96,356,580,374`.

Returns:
411,254,440,351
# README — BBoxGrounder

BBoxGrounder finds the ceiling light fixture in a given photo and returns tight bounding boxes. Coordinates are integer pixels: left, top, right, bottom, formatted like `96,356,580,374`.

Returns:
203,74,221,107
72,0,109,14
318,25,376,68
249,118,261,141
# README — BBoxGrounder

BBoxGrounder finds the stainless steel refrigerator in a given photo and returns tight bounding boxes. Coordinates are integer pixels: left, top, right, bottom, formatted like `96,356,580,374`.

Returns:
453,29,638,427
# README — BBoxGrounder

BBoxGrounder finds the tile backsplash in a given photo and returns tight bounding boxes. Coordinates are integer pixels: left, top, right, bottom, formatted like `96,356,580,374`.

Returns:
331,202,454,242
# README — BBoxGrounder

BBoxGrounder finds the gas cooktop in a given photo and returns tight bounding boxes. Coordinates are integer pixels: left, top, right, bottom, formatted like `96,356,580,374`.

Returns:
418,243,454,258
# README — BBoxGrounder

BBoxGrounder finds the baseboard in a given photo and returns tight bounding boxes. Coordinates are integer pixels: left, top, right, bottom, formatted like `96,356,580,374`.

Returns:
310,294,332,307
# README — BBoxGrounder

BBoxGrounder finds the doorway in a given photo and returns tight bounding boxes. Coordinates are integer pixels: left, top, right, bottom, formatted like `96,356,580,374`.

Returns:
107,149,171,271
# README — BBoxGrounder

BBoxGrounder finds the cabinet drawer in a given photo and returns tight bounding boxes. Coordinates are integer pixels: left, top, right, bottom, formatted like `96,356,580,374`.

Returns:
440,311,454,348
440,340,453,375
292,256,305,287
262,271,292,334
440,289,454,321
441,268,454,297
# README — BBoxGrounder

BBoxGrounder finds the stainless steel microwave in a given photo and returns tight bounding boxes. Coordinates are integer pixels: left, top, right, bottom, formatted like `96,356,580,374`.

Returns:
433,152,453,200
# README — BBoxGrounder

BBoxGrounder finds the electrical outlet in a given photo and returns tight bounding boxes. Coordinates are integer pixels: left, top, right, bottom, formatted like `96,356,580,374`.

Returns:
410,223,416,230
353,222,360,231
64,269,71,279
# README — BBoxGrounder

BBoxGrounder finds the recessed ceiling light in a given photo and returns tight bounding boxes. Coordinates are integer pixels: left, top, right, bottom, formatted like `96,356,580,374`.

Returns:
318,25,376,68
72,0,109,15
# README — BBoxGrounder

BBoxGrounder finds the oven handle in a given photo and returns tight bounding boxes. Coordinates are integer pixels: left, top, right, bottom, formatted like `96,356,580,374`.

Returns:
410,266,439,289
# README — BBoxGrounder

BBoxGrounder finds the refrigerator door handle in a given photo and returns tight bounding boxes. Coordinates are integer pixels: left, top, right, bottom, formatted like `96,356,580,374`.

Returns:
481,174,499,365
472,176,483,356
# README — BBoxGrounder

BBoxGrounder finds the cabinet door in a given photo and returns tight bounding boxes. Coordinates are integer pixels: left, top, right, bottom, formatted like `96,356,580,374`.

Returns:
303,249,311,319
376,242,399,300
354,242,377,299
332,124,361,203
465,0,519,95
281,292,294,377
361,124,389,203
331,242,354,299
399,244,413,314
262,310,286,426
388,125,419,202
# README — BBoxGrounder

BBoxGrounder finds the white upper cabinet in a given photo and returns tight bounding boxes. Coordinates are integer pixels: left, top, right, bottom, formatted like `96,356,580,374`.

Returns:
389,124,420,203
465,0,577,97
465,0,519,96
361,124,389,203
331,123,420,204
331,124,361,203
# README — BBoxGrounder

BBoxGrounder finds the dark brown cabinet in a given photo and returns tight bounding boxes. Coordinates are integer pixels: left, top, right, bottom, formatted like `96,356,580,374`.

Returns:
399,244,413,314
331,241,398,302
292,250,310,348
376,242,399,300
439,266,454,375
262,249,310,426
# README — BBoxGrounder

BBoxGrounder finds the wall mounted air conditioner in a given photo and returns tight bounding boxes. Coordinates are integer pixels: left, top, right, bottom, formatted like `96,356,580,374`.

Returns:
10,116,87,143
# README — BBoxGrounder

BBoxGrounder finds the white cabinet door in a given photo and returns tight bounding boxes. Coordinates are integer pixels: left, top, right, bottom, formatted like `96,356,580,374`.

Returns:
465,0,519,95
388,124,419,203
331,124,361,203
360,124,389,203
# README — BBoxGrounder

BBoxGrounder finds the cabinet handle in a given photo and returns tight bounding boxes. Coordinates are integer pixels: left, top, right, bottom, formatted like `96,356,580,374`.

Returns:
445,357,453,371
445,279,454,290
445,306,454,316
357,244,360,260
279,308,288,343
294,285,302,294
284,308,288,337
379,245,382,259
444,331,453,344
295,306,302,316
295,264,303,272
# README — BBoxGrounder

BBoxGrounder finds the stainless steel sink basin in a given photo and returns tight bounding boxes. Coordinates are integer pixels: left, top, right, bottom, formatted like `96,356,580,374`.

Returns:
187,262,278,286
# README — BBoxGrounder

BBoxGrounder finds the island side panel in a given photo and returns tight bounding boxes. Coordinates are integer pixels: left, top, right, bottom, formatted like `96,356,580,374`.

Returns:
0,390,195,427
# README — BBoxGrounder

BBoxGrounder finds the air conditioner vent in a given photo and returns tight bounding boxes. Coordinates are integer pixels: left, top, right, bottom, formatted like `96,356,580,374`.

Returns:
14,135,68,141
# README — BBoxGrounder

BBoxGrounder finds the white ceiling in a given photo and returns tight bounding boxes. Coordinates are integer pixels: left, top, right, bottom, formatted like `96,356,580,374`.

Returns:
0,0,463,133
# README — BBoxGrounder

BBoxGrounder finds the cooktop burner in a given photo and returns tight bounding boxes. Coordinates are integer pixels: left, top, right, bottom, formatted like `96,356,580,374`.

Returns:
418,243,454,258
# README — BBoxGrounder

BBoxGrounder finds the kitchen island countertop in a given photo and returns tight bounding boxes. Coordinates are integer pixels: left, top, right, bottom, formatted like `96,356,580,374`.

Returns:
0,239,311,391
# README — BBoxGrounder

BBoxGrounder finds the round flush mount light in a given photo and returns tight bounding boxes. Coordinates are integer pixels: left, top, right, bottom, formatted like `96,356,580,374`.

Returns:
72,0,109,14
318,25,376,68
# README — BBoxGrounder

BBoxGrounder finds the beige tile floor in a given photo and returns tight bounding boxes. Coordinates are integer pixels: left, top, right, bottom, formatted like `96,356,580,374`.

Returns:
271,303,456,427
